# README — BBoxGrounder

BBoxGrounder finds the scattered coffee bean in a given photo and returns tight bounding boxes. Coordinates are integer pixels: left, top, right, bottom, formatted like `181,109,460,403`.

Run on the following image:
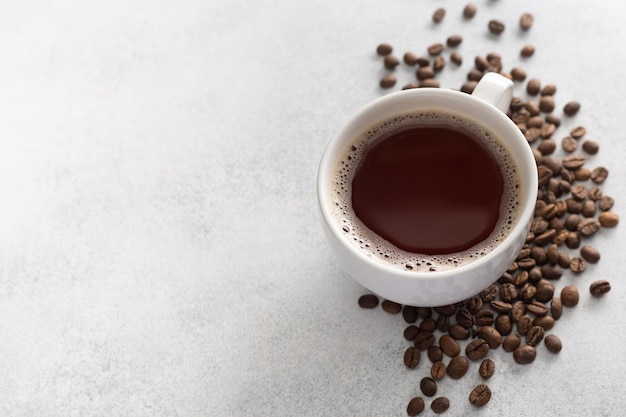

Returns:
526,78,541,95
427,43,445,56
448,323,470,340
569,256,586,273
407,397,425,416
561,136,577,152
582,140,599,155
447,355,469,379
380,74,397,89
469,383,492,407
590,280,611,297
544,334,563,353
479,359,495,379
404,325,419,341
402,306,418,323
376,43,392,56
420,377,438,397
382,299,402,314
521,44,535,57
551,297,563,320
403,52,419,66
525,326,545,347
432,7,446,23
414,331,436,350
419,78,440,88
404,346,421,369
561,285,580,307
564,101,581,116
590,166,609,184
431,397,450,414
539,95,555,113
431,360,446,380
450,52,463,66
478,326,502,349
402,82,418,90
502,334,521,352
428,345,443,363
439,335,460,357
383,55,400,69
580,245,601,263
465,338,490,360
533,315,555,331
511,67,527,81
599,195,615,211
599,212,619,227
488,20,505,35
513,345,537,364
463,3,477,19
433,56,446,72
541,84,557,96
447,35,463,47
358,294,379,308
520,13,534,30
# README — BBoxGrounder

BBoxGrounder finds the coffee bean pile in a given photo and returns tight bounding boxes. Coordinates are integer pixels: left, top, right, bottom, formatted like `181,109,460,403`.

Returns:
363,3,618,415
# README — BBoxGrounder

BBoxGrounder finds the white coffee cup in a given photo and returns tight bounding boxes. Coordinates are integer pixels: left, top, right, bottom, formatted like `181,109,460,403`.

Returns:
317,73,538,307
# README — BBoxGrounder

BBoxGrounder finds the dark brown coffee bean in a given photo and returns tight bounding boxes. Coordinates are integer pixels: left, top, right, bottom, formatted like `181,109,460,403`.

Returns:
570,184,588,201
465,338,490,361
511,301,526,323
581,200,597,217
416,66,435,80
502,334,521,352
383,54,400,69
431,361,446,380
403,52,419,66
578,218,601,236
521,44,535,57
561,285,580,307
546,113,561,126
380,74,397,88
526,100,541,115
404,325,419,341
511,67,527,81
376,43,392,56
590,280,611,297
428,345,443,363
402,82,419,90
404,346,421,369
570,256,586,273
558,251,571,268
526,78,541,95
564,214,582,231
562,136,577,152
469,384,492,407
538,139,556,155
431,397,450,414
358,294,379,308
456,309,474,328
591,166,609,183
599,195,615,211
495,314,513,336
519,13,534,30
541,264,562,280
525,325,545,347
582,140,599,155
407,396,425,416
478,326,502,349
433,304,456,316
481,285,499,302
517,315,533,335
479,359,495,379
563,101,581,116
535,229,557,246
513,345,537,364
420,377,437,397
563,154,586,170
432,7,446,23
466,296,483,313
414,331,436,350
439,335,460,357
488,19,505,34
535,280,555,302
588,186,603,201
570,125,587,139
382,299,402,314
551,296,563,320
432,56,445,72
499,283,518,303
539,95,555,113
450,51,463,66
534,315,555,331
541,84,557,96
418,78,440,88
599,211,620,228
566,198,583,214
447,355,469,379
446,34,463,47
427,43,444,56
448,324,470,340
463,3,477,18
435,313,450,332
544,334,563,353
527,300,549,316
541,122,556,138
420,318,437,332
461,80,477,94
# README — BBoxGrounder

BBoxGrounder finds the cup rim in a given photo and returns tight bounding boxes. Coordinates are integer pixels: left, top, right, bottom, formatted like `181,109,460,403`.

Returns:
317,87,538,282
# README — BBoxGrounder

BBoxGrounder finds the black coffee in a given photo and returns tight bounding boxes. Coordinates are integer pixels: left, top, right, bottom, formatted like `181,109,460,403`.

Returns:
331,112,521,272
352,125,503,254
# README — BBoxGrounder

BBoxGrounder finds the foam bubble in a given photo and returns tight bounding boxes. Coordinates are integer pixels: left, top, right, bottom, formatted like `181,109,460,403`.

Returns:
329,111,522,272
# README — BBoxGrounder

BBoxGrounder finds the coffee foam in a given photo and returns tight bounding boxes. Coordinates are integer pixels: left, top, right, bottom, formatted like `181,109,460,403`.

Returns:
330,111,522,272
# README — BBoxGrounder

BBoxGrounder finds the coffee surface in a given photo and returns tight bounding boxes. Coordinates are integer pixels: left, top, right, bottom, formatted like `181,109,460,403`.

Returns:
351,125,503,254
331,111,521,272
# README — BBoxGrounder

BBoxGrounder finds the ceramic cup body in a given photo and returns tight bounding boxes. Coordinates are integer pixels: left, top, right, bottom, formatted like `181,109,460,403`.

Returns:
317,73,538,307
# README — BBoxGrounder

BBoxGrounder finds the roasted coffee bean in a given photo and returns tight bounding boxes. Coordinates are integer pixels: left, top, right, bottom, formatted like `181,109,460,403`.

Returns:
407,397,425,416
414,331,436,350
565,214,582,231
538,139,556,155
466,338,490,361
404,346,422,369
456,309,474,328
570,184,588,201
600,211,620,228
358,294,379,308
551,296,563,320
380,74,397,88
527,300,549,316
591,166,609,183
541,264,562,280
479,359,495,379
578,218,601,236
511,301,526,322
450,51,463,66
420,377,438,397
461,80,477,94
541,84,557,96
467,296,483,313
519,12,534,30
561,285,580,307
383,54,400,69
431,397,450,414
566,198,583,214
533,315,555,331
563,154,586,170
537,165,553,186
431,361,446,380
382,299,402,314
544,334,563,353
590,280,611,297
499,283,518,303
563,101,581,116
546,113,562,126
574,168,591,182
448,324,470,340
495,314,513,336
570,125,587,138
513,345,537,364
427,43,444,56
416,56,431,67
478,326,502,349
403,52,419,66
439,335,460,357
463,3,477,18
490,300,512,314
521,44,535,57
416,66,435,80
557,252,571,269
502,334,521,352
525,325,545,347
402,306,418,323
433,304,456,316
570,256,586,273
541,122,556,139
420,318,437,332
547,244,559,264
435,313,450,332
582,140,599,155
511,67,527,81
488,19,505,34
526,100,540,115
402,82,419,90
562,136,577,152
535,280,555,302
404,325,419,341
588,186,603,201
469,384,492,407
376,43,393,56
599,195,615,211
433,56,445,72
432,7,446,23
419,79,440,88
517,315,533,335
534,229,557,246
447,355,469,379
526,78,541,95
539,95,555,113
446,34,463,47
428,345,444,363
481,285,499,302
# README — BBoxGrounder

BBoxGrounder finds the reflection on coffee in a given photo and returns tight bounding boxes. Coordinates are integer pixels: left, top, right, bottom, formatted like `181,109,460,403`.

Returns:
331,111,522,272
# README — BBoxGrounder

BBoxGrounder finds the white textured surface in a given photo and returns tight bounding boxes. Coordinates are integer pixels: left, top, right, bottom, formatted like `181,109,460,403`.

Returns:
0,1,625,416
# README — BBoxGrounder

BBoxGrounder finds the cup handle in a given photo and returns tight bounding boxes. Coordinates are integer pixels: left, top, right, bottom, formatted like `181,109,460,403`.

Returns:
471,72,514,114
